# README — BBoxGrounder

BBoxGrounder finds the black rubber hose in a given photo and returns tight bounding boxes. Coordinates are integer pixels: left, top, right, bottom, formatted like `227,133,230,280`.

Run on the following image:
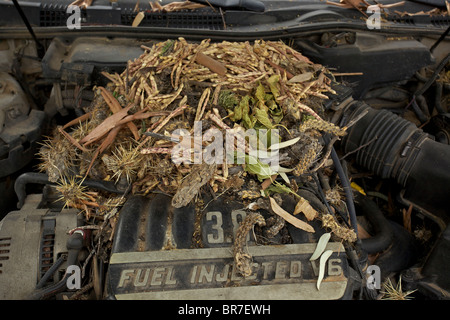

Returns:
342,103,450,219
435,82,446,114
374,221,418,280
411,94,430,123
355,193,394,254
35,255,66,289
14,172,124,209
415,53,450,97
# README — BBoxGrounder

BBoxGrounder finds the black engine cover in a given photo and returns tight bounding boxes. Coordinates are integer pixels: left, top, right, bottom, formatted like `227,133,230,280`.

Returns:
105,193,352,300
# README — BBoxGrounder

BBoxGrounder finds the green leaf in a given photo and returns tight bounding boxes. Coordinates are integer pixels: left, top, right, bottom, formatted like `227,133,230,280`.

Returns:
267,74,280,99
254,107,273,129
263,183,292,196
233,104,243,121
277,166,295,173
269,136,300,150
238,153,277,181
218,90,239,109
255,82,266,102
237,95,252,128
279,172,290,184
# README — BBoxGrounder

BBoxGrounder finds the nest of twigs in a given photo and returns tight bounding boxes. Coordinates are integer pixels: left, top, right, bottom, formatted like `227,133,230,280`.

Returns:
38,38,355,252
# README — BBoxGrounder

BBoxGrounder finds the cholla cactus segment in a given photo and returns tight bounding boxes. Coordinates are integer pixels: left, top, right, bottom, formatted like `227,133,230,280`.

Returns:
102,142,142,183
55,175,90,209
293,146,319,176
299,118,347,136
321,213,357,242
233,212,266,277
37,133,76,183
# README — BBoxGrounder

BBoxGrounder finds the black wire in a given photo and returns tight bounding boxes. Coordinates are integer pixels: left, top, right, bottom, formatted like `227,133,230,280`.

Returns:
331,146,359,237
430,25,450,53
311,173,334,216
415,53,450,97
11,0,45,58
36,255,66,289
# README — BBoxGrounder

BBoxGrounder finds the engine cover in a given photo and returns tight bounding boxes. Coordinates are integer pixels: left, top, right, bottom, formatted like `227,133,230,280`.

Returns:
105,194,351,300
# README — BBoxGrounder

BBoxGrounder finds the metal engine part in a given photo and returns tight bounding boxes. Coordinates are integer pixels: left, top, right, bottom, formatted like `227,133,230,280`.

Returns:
0,72,45,178
105,194,352,300
0,194,80,299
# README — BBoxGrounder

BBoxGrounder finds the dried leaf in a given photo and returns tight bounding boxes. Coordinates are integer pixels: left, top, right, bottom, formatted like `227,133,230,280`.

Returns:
79,104,134,146
288,72,314,83
100,87,140,140
293,196,318,221
269,197,315,233
69,0,93,9
309,232,331,261
85,124,123,177
62,112,92,130
57,127,89,153
317,249,333,290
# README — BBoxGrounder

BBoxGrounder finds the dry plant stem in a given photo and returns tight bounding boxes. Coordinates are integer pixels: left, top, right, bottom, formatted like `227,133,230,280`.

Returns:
62,112,92,130
233,212,266,277
137,104,188,148
208,113,230,130
140,147,172,154
195,88,211,122
58,127,90,152
296,101,323,121
261,174,278,190
85,124,123,177
195,52,227,76
265,59,294,79
309,136,339,173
